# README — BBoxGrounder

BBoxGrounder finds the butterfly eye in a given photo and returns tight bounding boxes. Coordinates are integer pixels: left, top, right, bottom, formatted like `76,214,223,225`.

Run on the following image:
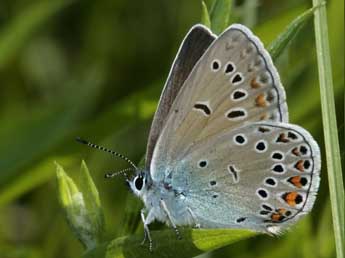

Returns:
134,176,144,191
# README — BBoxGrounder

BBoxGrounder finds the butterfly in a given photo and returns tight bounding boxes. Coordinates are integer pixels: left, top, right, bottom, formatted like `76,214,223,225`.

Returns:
78,24,320,251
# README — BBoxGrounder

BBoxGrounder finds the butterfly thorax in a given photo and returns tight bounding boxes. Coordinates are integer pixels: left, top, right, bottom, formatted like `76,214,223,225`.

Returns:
129,168,193,226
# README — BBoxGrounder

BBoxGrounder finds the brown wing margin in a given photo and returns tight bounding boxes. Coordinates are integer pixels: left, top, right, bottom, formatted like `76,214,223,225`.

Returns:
145,25,216,169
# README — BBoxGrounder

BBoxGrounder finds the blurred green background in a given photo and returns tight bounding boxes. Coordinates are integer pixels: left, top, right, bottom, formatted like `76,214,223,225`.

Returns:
0,0,343,257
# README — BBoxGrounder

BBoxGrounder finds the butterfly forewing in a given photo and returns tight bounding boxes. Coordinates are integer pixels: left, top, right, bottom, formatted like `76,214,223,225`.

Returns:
151,25,288,180
146,25,216,169
172,122,320,232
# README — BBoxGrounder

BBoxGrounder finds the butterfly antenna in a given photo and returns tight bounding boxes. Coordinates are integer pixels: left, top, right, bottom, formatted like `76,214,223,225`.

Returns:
104,167,134,179
76,137,138,170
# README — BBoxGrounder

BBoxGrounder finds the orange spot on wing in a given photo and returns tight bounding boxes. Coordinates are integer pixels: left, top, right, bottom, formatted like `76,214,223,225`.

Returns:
282,192,302,207
271,213,284,222
250,78,261,89
289,176,302,188
277,208,287,215
292,147,300,156
255,93,267,107
295,160,305,172
277,133,289,143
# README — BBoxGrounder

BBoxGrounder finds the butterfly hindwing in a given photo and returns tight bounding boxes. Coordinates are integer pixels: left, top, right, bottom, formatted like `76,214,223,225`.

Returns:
151,24,288,181
146,25,216,169
172,122,320,233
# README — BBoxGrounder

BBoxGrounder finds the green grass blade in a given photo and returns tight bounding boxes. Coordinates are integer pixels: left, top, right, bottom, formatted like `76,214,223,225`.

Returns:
312,0,345,257
83,229,256,258
242,0,258,28
201,1,211,28
0,0,72,69
268,6,317,61
210,0,232,34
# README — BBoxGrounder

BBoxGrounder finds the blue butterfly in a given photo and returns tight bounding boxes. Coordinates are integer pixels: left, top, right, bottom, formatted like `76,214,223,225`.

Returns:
78,24,320,252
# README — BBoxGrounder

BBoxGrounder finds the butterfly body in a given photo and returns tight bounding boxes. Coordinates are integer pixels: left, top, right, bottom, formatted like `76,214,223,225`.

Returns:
130,169,196,227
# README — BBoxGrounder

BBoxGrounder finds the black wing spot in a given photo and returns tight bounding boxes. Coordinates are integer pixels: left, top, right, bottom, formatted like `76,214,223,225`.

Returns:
272,152,283,160
211,60,220,71
285,211,292,216
225,62,234,73
288,131,298,140
257,189,268,199
303,160,311,169
265,178,277,186
295,194,303,204
198,160,208,168
258,127,270,133
300,177,308,186
262,204,273,211
194,103,211,116
272,164,285,173
300,145,308,155
231,73,243,84
228,165,239,182
232,90,247,100
209,180,217,186
256,141,267,152
236,217,247,223
234,134,246,144
227,109,246,119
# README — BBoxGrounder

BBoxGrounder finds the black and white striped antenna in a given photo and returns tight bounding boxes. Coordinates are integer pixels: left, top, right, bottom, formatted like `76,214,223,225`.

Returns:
104,167,134,179
76,137,138,170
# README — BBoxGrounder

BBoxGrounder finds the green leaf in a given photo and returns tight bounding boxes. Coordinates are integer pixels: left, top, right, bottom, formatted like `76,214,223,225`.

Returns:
83,229,256,258
56,162,79,209
79,160,105,242
56,162,105,250
312,0,344,258
0,0,72,69
268,6,317,61
201,1,211,28
210,0,232,34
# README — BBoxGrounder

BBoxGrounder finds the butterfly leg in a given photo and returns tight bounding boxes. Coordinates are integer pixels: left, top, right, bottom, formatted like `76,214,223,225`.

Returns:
160,199,182,240
187,207,200,228
140,209,154,252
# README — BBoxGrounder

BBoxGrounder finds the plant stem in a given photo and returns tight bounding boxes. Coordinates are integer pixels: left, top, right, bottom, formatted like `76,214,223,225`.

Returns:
312,0,344,257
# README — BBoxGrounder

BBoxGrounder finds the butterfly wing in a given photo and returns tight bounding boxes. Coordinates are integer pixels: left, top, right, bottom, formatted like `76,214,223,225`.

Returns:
151,24,288,181
173,122,320,233
145,25,216,169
